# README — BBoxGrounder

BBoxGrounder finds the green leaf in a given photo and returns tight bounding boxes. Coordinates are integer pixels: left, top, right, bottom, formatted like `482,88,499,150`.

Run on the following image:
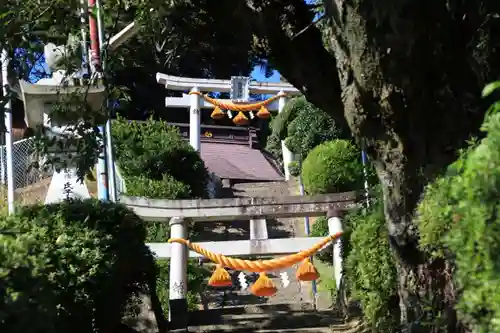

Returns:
481,81,500,97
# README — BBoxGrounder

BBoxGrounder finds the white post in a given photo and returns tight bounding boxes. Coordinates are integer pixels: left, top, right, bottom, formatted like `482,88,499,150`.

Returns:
250,218,268,240
189,86,201,152
1,49,14,214
327,209,343,290
278,90,293,180
169,217,188,329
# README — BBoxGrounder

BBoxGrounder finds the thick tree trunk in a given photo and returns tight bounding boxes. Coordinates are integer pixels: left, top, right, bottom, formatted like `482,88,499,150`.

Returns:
245,0,499,331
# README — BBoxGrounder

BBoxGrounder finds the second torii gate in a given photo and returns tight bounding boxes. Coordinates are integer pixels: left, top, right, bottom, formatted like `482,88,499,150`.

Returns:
156,74,301,180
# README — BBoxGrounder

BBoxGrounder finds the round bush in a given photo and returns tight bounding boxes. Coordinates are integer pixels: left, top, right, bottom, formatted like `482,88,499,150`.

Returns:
301,139,364,194
0,199,155,333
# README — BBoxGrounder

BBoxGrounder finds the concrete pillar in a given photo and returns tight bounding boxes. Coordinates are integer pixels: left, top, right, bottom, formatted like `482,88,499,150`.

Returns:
278,90,293,180
249,218,268,240
327,209,343,290
190,86,201,152
168,217,188,329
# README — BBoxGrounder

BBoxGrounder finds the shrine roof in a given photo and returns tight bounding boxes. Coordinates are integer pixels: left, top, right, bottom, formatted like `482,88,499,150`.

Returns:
200,142,283,181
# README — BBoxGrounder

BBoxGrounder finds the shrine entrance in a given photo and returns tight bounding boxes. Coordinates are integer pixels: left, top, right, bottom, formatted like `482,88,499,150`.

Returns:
155,73,301,180
121,191,357,330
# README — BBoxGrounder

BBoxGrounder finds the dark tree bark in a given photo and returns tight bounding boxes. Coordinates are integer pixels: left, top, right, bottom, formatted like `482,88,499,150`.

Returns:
243,0,500,331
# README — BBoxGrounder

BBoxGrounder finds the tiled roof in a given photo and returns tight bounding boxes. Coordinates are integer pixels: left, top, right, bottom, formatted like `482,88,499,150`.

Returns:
200,142,283,181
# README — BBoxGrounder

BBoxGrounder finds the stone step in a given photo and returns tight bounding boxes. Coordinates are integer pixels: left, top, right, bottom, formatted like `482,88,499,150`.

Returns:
185,303,342,332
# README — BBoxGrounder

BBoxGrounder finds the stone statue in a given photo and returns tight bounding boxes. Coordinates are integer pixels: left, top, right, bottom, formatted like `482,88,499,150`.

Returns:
44,34,81,72
40,34,82,86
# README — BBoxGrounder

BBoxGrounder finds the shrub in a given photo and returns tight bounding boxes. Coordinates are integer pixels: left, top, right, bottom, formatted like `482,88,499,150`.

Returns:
284,98,340,157
417,106,500,332
125,174,191,199
266,96,341,167
0,199,155,333
417,155,468,258
287,161,301,177
301,139,365,194
154,260,208,314
113,116,209,198
265,122,283,168
310,216,332,263
414,85,500,332
345,202,399,332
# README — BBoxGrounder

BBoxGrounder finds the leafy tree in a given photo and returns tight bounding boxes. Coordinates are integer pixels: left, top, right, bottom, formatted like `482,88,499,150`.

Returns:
146,2,500,329
5,0,500,329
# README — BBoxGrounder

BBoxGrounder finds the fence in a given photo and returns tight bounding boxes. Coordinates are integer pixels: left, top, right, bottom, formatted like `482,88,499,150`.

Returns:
0,137,52,205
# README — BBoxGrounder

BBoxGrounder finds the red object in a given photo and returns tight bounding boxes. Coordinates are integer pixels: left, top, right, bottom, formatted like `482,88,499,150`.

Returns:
88,0,101,71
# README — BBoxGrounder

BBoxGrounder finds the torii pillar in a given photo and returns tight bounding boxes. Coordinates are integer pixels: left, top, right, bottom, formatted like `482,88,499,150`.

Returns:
156,74,301,179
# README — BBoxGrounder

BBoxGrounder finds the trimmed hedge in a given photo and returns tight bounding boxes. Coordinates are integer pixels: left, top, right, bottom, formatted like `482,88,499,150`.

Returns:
301,139,365,194
113,116,209,198
265,96,341,167
344,201,399,332
0,199,155,333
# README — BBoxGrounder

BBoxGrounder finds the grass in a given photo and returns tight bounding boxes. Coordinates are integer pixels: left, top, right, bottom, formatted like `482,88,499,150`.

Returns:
315,259,336,296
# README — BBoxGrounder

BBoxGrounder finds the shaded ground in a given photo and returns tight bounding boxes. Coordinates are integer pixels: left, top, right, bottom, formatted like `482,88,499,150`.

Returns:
0,176,52,207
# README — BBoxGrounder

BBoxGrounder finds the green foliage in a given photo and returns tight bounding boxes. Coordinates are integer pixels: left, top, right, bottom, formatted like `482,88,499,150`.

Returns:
0,199,154,333
416,84,500,332
417,154,469,258
416,92,500,332
271,97,303,140
287,161,301,177
284,97,340,157
345,202,399,332
154,260,208,314
113,116,209,198
301,139,365,194
265,96,340,167
125,174,191,199
310,217,332,263
265,126,283,168
113,117,211,315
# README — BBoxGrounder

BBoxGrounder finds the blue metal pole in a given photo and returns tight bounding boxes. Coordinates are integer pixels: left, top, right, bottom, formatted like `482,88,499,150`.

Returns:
96,125,109,201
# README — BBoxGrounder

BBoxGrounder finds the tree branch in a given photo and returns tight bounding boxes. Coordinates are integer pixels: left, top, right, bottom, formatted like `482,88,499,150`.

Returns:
243,0,349,135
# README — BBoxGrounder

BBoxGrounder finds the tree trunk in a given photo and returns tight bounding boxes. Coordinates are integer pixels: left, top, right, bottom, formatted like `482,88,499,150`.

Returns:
245,0,500,331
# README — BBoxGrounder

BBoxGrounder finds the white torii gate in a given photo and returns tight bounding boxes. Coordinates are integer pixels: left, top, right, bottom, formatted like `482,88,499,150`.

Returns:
156,73,301,180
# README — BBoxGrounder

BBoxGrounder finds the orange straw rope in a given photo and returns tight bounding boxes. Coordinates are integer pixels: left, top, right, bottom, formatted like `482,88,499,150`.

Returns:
168,232,342,273
189,91,286,112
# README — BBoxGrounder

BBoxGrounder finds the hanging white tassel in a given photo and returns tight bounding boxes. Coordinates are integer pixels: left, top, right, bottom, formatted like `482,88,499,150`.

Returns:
280,271,290,288
238,272,248,291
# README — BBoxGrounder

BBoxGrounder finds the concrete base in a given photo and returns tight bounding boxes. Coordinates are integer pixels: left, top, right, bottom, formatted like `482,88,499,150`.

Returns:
44,168,91,204
169,298,188,330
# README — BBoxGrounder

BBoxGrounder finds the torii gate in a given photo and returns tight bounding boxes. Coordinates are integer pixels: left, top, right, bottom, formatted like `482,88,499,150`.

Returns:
156,74,301,180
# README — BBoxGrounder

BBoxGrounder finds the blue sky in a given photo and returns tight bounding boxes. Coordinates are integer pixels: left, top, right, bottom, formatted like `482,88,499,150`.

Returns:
32,54,280,83
251,66,280,83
